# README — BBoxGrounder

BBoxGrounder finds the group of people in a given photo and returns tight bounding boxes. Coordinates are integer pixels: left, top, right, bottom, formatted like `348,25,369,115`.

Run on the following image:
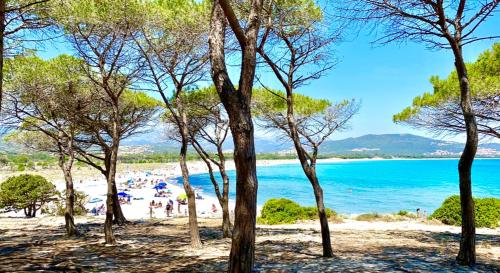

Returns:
154,190,171,198
119,196,132,205
149,199,178,218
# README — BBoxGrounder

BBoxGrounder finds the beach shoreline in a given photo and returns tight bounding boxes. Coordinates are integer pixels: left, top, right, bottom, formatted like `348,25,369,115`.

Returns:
0,157,498,221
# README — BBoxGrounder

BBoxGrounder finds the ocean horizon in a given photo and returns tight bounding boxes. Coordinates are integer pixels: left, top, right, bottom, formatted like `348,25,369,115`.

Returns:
185,158,500,214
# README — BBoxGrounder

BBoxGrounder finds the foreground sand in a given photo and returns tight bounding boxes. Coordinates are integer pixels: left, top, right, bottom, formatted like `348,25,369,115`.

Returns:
0,216,498,272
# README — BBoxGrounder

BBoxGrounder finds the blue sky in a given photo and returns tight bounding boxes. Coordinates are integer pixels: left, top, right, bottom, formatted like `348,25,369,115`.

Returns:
36,12,499,143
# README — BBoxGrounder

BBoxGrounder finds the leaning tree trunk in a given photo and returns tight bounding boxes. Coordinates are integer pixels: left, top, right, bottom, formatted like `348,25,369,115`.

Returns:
195,142,232,238
220,170,232,238
286,86,334,257
178,101,202,248
453,45,478,266
111,181,127,225
309,172,333,257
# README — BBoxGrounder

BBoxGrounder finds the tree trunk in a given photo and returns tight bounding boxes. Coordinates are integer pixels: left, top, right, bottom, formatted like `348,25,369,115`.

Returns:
104,146,119,245
309,173,333,257
285,83,333,257
58,145,78,237
0,0,5,112
31,205,37,217
209,1,262,271
178,98,202,248
221,171,232,238
452,44,478,266
63,167,77,236
112,181,127,225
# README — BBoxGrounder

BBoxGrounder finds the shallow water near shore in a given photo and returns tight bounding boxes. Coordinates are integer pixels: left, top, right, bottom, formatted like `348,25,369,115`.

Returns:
187,159,500,214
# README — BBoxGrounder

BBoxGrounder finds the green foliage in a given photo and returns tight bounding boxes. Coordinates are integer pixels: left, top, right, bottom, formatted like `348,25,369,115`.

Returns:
258,198,337,225
253,88,331,117
397,210,409,216
53,190,89,216
394,43,500,123
0,174,58,217
431,195,500,228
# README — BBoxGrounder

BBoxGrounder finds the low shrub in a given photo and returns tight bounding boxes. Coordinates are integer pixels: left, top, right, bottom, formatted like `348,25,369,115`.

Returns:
356,213,383,221
0,174,58,217
53,190,89,216
397,210,409,216
258,198,338,225
431,195,500,228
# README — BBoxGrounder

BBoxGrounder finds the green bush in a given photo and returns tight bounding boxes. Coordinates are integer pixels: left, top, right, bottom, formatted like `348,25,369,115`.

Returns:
258,198,338,225
431,195,500,228
0,174,58,217
53,190,89,216
397,210,409,216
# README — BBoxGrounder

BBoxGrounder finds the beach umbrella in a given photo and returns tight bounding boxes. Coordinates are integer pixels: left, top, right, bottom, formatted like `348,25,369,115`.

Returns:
158,182,167,187
118,191,129,197
127,179,134,184
178,193,187,200
89,197,103,203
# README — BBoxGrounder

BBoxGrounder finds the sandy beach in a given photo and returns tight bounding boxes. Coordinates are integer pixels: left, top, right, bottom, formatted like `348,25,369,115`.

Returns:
0,157,359,220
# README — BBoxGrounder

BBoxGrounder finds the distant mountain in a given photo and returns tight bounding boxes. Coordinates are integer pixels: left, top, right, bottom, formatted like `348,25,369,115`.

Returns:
319,134,500,157
119,133,500,157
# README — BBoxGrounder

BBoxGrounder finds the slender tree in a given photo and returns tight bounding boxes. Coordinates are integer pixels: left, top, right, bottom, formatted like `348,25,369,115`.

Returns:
342,0,499,265
394,43,499,139
170,86,233,238
53,0,149,244
3,54,91,236
256,0,345,257
135,0,210,248
209,0,264,271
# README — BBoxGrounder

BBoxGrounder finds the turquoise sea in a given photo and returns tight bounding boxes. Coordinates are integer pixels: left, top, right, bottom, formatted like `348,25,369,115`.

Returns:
186,159,500,214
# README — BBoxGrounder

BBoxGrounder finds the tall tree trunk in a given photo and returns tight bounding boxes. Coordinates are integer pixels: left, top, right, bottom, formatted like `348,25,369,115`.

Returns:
227,108,258,272
209,1,262,271
62,164,77,236
0,0,5,113
178,99,202,248
57,140,78,237
104,145,118,245
112,181,126,225
452,44,478,266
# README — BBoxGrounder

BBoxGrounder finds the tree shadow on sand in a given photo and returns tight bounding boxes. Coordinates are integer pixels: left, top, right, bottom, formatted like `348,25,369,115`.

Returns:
0,220,498,272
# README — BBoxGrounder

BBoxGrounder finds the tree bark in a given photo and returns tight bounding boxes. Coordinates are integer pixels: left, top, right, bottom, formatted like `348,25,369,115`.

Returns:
61,163,77,236
452,43,478,266
0,0,5,113
310,173,333,257
209,1,262,271
178,97,202,248
220,169,232,238
111,181,126,225
104,142,119,244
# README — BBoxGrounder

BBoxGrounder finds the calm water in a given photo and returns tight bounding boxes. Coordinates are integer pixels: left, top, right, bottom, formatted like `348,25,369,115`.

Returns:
186,159,500,214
